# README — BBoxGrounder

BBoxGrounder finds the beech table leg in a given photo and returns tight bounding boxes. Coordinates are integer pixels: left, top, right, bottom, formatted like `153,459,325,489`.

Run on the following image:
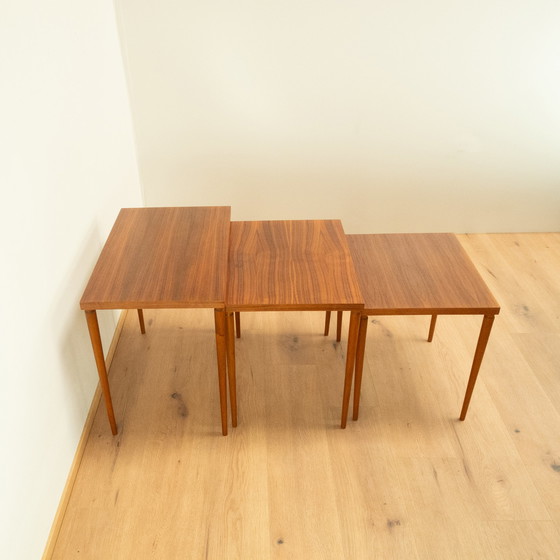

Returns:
226,311,238,427
460,314,495,420
324,311,331,336
137,309,146,334
341,310,361,429
214,309,228,436
85,310,117,435
235,312,241,339
336,311,343,342
427,314,437,342
352,315,369,421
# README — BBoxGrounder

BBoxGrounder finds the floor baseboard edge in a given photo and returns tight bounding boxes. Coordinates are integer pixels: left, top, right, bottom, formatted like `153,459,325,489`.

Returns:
41,309,129,560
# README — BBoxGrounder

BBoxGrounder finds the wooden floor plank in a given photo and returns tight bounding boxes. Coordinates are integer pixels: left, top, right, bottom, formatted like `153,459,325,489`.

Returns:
50,233,560,559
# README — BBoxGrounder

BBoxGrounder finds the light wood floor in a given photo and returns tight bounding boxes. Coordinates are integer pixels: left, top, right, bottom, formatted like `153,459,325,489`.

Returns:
50,233,560,559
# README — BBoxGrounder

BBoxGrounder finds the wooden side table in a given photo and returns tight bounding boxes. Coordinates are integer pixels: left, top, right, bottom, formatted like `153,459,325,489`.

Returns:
80,206,231,435
225,220,364,429
342,233,500,423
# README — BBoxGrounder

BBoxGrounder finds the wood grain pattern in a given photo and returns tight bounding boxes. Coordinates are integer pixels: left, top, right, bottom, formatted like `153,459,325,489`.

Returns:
80,206,231,310
348,233,500,315
227,220,363,310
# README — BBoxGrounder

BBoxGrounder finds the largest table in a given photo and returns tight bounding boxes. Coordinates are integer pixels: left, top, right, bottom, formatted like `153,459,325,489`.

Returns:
80,206,231,435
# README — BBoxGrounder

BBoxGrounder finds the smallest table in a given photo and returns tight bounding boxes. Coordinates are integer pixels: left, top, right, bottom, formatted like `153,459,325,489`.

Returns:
345,233,500,424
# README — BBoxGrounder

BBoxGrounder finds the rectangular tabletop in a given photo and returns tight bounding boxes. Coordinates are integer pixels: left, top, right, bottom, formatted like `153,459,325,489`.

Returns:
80,206,231,310
227,220,364,311
347,233,500,315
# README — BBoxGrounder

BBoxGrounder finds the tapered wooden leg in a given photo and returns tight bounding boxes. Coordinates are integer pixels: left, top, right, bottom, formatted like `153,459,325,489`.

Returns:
352,315,369,421
336,311,343,342
226,311,238,427
214,309,228,435
341,310,361,428
460,314,495,420
427,314,437,342
85,310,117,435
137,309,146,334
324,311,331,336
235,312,241,339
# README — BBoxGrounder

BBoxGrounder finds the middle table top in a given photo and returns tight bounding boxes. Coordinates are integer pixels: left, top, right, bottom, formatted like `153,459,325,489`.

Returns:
227,220,364,311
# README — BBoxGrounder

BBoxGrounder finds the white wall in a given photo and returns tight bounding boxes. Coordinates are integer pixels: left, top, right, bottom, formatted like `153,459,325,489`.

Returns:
0,2,142,558
116,0,559,232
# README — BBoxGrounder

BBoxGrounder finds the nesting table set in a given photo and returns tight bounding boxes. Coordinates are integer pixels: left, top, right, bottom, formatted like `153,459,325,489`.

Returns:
80,207,500,436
